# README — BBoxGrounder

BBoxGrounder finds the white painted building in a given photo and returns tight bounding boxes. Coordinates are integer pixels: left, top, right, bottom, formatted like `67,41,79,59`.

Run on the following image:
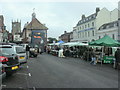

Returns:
72,7,119,42
97,21,118,41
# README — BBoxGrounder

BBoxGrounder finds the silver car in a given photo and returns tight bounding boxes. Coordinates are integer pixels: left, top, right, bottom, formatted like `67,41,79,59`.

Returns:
1,44,27,65
13,45,27,65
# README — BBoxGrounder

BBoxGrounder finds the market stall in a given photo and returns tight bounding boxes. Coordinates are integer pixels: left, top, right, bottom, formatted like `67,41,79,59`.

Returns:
62,42,88,58
89,35,120,65
47,40,64,56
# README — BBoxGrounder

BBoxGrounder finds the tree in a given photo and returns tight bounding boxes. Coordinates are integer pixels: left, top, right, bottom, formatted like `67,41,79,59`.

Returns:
48,37,58,43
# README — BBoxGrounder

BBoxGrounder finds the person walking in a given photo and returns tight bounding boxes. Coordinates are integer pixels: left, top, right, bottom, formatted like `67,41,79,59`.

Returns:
63,48,70,58
58,48,65,58
90,49,97,65
26,45,30,59
115,48,120,69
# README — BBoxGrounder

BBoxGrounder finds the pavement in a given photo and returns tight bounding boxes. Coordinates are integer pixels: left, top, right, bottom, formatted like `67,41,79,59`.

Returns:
1,53,118,89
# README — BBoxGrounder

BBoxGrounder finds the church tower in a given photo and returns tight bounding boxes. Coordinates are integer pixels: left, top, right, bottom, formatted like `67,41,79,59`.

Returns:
12,20,21,35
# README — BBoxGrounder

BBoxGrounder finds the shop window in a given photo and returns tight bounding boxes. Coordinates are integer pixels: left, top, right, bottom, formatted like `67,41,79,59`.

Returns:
112,34,115,39
99,36,101,39
88,31,90,37
82,26,84,29
92,31,94,36
85,25,87,28
92,22,94,26
88,24,90,27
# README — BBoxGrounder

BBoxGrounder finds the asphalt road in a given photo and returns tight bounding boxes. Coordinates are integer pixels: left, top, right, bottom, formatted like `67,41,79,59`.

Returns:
2,53,118,89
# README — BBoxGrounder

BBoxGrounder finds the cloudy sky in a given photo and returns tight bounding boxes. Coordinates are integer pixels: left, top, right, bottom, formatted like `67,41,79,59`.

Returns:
0,0,119,39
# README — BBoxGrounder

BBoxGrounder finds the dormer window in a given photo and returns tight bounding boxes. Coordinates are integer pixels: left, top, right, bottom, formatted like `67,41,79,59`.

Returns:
89,17,91,19
114,23,118,27
93,15,95,18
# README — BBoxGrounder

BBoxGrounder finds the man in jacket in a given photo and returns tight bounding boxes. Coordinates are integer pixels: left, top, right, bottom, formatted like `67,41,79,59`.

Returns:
115,48,120,69
26,45,30,59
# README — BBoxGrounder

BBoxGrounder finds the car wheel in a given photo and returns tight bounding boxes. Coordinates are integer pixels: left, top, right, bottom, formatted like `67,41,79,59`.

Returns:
34,55,37,57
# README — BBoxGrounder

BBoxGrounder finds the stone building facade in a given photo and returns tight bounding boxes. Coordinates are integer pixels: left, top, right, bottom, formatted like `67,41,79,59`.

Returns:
22,12,48,45
12,20,21,35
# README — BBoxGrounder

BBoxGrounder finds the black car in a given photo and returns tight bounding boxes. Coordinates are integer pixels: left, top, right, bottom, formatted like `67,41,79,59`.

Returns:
0,43,20,76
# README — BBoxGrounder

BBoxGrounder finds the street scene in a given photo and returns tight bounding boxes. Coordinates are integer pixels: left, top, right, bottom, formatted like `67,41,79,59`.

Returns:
2,54,118,88
0,0,120,90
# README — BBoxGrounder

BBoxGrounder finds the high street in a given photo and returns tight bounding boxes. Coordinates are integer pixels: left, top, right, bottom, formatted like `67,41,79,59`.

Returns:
2,53,118,89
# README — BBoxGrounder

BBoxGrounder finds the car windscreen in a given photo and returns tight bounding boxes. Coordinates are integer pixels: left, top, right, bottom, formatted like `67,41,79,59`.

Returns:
16,47,25,53
0,47,15,55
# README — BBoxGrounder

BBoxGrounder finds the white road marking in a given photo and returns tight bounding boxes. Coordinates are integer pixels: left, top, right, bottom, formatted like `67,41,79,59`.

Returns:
33,87,36,90
27,65,29,68
28,73,31,77
16,73,28,75
19,87,23,89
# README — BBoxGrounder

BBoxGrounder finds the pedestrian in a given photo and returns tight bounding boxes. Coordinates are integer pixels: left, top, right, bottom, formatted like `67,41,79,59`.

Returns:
46,46,51,54
26,45,30,59
90,49,97,65
63,48,70,58
58,48,65,58
115,48,120,69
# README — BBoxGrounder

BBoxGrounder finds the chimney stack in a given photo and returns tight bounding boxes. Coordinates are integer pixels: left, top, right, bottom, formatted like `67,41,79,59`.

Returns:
64,31,67,34
82,14,85,19
96,7,100,14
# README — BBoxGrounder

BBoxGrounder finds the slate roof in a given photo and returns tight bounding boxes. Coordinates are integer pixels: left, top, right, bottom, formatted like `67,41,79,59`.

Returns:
77,13,97,26
98,21,118,30
25,18,48,30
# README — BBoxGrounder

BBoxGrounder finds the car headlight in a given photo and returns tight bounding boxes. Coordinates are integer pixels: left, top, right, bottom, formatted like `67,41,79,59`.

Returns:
30,48,35,51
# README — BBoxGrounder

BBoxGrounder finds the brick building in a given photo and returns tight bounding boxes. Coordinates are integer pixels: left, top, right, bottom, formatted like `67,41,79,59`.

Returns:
59,31,73,43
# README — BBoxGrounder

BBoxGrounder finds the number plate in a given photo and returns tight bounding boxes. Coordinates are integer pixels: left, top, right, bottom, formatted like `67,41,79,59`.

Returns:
12,66,18,70
20,57,25,59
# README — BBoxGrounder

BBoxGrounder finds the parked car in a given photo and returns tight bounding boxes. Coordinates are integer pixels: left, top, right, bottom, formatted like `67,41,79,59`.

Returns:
1,43,27,65
20,43,28,51
0,43,20,76
28,44,38,57
15,45,27,64
29,47,38,57
0,62,6,80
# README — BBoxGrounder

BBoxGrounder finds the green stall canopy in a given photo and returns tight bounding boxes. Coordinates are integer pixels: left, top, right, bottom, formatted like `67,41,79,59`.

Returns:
89,35,120,47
